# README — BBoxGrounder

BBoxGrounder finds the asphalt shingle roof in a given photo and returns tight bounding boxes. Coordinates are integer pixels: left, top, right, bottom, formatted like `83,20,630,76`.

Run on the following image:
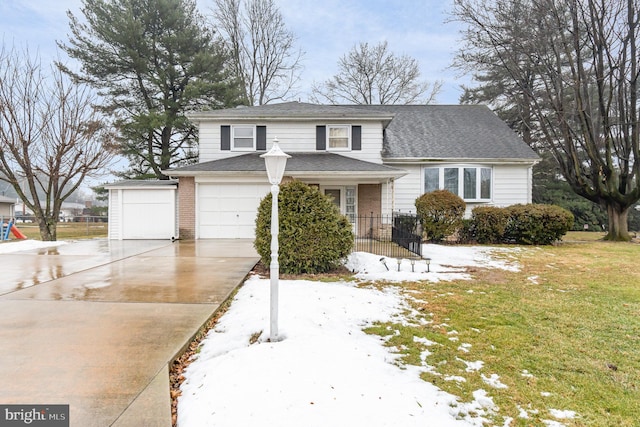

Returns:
187,102,394,120
170,152,403,174
376,105,539,160
187,102,538,161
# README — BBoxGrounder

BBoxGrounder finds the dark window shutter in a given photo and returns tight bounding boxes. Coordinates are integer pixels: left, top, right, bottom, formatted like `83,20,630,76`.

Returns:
316,125,326,150
221,125,231,150
256,126,267,151
352,125,362,150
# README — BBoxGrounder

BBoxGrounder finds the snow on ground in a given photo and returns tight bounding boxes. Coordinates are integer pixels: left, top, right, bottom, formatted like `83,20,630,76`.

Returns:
345,245,521,283
2,239,575,425
0,239,67,254
178,244,526,427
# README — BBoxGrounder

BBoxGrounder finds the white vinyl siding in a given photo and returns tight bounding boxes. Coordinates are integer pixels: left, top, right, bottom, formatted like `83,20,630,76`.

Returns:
108,189,120,239
198,121,384,164
492,165,533,206
391,165,422,213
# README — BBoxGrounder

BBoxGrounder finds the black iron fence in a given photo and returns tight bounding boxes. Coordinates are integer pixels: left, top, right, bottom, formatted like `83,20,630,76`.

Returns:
353,212,422,258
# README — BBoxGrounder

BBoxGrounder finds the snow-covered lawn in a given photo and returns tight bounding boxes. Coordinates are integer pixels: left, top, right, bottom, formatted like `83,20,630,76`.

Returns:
178,245,524,427
0,239,582,425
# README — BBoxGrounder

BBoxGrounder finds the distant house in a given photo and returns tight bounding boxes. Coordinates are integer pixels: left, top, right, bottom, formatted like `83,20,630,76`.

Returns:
107,102,539,240
0,195,15,219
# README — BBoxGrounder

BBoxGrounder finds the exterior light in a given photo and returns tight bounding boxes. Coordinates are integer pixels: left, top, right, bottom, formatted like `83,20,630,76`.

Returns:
261,137,290,185
411,258,415,272
260,137,290,342
425,257,431,273
379,257,389,271
397,258,402,271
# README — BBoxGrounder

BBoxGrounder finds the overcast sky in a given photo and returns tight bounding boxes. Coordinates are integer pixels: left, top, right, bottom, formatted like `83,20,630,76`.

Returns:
0,0,470,104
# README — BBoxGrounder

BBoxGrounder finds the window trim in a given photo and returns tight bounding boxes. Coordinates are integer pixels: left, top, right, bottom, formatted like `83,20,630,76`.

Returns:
326,124,351,151
231,125,256,151
423,165,493,202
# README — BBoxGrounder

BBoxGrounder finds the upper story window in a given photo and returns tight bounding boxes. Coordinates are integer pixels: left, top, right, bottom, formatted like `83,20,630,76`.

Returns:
423,166,492,201
221,125,266,151
316,125,361,151
327,125,350,150
232,125,255,151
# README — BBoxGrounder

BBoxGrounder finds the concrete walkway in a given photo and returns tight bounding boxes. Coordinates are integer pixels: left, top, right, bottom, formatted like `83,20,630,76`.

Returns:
0,239,259,426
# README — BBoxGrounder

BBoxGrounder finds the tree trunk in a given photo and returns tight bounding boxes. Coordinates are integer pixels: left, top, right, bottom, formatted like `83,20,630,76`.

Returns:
37,217,57,241
603,203,631,241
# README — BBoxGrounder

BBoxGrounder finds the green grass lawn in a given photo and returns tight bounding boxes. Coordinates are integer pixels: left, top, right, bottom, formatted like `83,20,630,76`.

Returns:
364,241,640,426
11,222,108,240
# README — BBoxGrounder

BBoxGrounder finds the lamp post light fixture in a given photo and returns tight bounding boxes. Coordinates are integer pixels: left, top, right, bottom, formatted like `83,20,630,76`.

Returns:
379,257,389,271
410,258,416,272
260,137,290,342
425,257,431,273
397,258,402,271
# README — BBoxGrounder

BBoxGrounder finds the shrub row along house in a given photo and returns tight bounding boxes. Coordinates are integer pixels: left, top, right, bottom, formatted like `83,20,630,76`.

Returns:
106,102,538,240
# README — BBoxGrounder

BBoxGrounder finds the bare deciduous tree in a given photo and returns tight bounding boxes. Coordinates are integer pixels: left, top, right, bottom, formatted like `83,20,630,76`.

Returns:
0,45,115,241
311,41,442,105
452,0,640,241
213,0,303,105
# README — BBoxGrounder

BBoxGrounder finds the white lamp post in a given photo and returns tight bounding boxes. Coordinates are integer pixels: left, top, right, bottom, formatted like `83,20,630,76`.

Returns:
260,137,290,341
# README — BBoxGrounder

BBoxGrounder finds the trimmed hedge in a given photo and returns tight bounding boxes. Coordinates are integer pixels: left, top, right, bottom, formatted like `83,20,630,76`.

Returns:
504,204,574,245
470,206,510,244
254,181,354,274
415,190,466,242
460,204,574,245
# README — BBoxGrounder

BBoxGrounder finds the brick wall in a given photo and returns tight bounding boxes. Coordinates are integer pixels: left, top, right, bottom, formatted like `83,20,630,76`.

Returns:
358,184,381,217
357,184,382,238
178,177,196,239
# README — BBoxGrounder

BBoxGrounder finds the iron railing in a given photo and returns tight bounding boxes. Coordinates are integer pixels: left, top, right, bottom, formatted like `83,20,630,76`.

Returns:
353,212,422,258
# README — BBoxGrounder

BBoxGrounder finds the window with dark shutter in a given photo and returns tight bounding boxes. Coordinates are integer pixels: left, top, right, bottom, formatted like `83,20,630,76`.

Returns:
257,126,267,150
316,125,326,150
221,125,231,151
352,125,361,150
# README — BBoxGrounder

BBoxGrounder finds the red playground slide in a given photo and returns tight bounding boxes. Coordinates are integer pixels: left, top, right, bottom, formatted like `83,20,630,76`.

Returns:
10,225,27,239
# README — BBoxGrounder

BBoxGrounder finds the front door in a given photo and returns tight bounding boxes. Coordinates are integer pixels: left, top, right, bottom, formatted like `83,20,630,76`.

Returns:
322,186,356,223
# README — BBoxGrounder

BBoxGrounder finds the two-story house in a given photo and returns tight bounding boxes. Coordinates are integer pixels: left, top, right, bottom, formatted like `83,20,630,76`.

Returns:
106,102,538,240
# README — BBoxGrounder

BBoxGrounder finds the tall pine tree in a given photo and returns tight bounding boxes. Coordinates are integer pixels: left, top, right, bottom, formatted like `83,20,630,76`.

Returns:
59,0,244,179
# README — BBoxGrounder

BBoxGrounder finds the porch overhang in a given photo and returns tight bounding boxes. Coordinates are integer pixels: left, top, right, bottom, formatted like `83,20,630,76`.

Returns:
164,152,407,181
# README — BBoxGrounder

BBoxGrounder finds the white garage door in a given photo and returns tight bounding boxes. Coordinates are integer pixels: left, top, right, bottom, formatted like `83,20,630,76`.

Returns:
198,184,271,238
122,189,176,239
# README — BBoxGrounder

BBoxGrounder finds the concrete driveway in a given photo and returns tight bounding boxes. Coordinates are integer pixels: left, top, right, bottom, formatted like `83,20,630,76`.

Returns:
0,239,259,426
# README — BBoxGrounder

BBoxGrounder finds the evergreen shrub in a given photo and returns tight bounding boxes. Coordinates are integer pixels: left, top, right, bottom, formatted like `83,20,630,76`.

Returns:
470,206,510,244
254,181,354,274
505,204,574,245
415,190,466,242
